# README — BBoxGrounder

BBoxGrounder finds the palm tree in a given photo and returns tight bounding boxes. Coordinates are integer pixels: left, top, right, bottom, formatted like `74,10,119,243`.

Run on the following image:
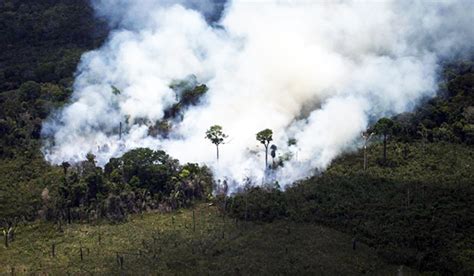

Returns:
256,129,273,169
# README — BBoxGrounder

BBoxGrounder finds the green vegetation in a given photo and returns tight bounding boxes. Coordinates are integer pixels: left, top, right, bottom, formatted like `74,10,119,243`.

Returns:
393,61,474,145
228,142,474,273
372,117,395,164
149,76,208,138
0,146,214,232
0,1,473,274
0,0,106,90
1,203,408,275
0,0,107,159
165,75,208,122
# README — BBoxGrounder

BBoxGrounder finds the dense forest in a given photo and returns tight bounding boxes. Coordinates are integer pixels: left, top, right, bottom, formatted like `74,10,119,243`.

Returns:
0,0,473,274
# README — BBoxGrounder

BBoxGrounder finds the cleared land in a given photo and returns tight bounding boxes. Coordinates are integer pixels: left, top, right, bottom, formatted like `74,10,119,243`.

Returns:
0,203,414,275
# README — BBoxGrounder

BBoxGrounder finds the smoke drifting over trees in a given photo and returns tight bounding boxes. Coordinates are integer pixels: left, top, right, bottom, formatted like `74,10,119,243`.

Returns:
42,0,474,188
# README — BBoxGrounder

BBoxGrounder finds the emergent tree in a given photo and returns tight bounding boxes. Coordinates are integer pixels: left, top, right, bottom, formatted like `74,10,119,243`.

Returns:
256,129,273,169
373,117,395,164
205,125,228,161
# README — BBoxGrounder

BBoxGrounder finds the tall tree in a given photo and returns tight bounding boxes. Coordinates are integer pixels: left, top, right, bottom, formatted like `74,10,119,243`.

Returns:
205,125,228,161
373,118,395,164
256,129,273,169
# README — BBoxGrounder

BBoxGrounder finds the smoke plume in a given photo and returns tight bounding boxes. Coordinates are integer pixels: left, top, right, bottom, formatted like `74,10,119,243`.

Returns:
42,0,474,189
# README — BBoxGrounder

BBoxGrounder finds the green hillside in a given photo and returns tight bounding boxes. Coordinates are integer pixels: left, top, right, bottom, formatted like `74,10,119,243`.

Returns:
1,203,410,275
229,142,474,273
0,1,473,274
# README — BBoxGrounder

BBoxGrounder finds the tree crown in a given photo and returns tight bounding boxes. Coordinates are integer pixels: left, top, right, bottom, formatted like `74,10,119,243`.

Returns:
373,118,395,136
205,125,228,146
256,129,273,146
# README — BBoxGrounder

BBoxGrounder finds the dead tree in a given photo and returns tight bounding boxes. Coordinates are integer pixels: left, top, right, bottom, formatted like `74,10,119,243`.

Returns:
361,131,374,171
2,222,15,248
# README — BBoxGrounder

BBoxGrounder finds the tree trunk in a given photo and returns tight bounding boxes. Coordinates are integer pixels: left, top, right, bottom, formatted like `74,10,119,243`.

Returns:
363,145,367,171
192,209,196,233
4,230,8,248
216,145,219,161
7,227,13,242
265,145,268,169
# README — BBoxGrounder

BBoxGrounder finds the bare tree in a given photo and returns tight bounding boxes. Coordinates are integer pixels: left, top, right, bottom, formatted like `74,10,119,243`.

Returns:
361,131,374,171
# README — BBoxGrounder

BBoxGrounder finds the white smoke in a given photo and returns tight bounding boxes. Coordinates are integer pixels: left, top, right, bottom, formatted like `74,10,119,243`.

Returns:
42,0,474,189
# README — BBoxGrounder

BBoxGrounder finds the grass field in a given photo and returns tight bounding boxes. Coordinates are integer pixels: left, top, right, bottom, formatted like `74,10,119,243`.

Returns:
0,203,416,275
